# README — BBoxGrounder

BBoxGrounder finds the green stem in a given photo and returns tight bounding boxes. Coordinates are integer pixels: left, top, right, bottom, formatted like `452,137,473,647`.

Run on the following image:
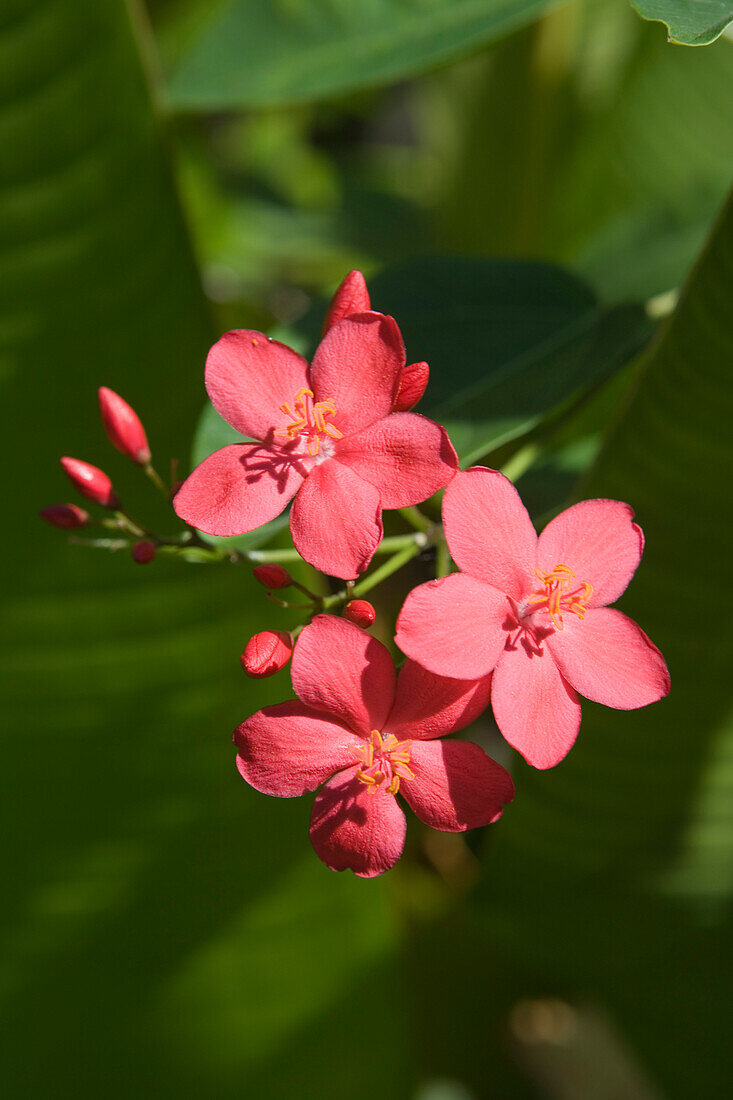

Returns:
144,463,169,496
322,540,425,610
436,537,451,579
500,442,540,484
399,506,434,533
247,533,421,565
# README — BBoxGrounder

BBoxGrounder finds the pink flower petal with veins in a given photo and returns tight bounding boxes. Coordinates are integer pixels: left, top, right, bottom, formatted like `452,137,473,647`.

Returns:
443,467,538,600
310,313,404,436
291,615,396,735
491,640,581,769
309,766,407,878
385,660,492,742
205,330,310,442
334,411,457,509
173,442,308,536
395,572,510,679
289,460,383,580
402,740,515,831
547,607,670,709
537,499,644,608
234,702,359,797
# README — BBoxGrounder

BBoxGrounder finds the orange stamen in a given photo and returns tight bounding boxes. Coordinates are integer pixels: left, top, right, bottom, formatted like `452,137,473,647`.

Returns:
353,730,414,795
529,563,593,630
275,388,343,455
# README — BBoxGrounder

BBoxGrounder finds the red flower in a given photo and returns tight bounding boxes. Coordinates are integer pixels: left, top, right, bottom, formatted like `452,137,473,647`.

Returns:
234,616,514,877
396,467,670,770
98,387,151,465
174,314,457,579
241,630,293,678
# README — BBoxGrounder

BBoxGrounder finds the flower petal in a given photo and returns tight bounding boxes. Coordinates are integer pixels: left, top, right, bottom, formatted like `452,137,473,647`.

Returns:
291,615,396,735
443,467,538,600
402,740,515,831
393,361,429,412
289,460,383,579
547,607,670,710
385,660,492,741
491,640,581,769
322,270,371,334
536,499,644,608
395,573,510,680
309,313,404,436
173,443,307,536
334,412,458,509
234,702,359,797
309,766,406,877
205,330,311,442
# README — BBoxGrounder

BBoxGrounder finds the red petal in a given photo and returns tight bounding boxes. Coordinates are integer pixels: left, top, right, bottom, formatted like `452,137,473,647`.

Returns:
443,468,538,601
334,411,457,509
322,270,371,334
310,314,404,436
491,642,581,769
536,499,644,608
290,460,383,579
205,329,310,442
309,766,406,877
402,740,515,831
547,607,670,709
385,660,492,741
395,573,510,679
393,361,429,411
291,615,396,735
234,702,359,797
173,443,307,536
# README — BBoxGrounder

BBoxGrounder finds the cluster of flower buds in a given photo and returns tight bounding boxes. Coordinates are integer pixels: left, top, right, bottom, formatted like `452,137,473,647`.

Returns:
41,388,165,565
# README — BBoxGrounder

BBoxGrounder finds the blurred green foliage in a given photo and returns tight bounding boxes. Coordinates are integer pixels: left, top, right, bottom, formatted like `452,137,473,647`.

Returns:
3,0,733,1097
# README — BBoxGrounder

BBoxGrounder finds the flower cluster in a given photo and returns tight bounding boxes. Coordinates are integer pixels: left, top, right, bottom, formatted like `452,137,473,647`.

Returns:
43,270,670,878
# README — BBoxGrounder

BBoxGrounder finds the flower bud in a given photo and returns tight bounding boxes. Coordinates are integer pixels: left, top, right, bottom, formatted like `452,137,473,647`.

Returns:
40,503,90,529
241,630,293,678
342,600,376,629
98,387,151,465
132,540,156,564
61,457,119,508
253,563,293,589
393,361,429,412
322,270,371,334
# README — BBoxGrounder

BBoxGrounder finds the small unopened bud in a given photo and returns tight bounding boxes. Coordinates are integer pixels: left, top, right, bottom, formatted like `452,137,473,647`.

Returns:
342,600,376,629
393,361,429,412
98,387,151,465
322,270,371,334
61,457,119,508
241,630,293,678
39,503,90,529
132,540,156,564
253,563,293,589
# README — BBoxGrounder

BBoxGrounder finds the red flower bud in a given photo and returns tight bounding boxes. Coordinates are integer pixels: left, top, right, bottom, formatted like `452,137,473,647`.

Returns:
132,540,156,564
393,361,429,412
241,630,293,678
98,387,151,465
61,457,119,508
322,270,371,334
342,600,376,629
39,503,90,529
253,563,293,589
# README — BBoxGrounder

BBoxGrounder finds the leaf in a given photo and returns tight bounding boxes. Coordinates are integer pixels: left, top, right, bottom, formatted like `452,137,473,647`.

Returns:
630,0,733,44
473,183,733,1098
165,0,554,110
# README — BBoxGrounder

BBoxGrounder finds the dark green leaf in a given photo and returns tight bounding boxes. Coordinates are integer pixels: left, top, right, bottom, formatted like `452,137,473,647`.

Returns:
630,0,733,44
165,0,554,109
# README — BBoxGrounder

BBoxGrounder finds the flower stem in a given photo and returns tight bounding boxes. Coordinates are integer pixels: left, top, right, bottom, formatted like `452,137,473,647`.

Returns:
322,539,425,610
144,463,169,496
399,506,434,533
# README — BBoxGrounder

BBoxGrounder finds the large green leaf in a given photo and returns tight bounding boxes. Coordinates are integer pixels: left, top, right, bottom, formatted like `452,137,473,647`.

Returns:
193,258,651,471
0,4,400,1096
164,0,554,109
630,0,733,44
474,187,733,1095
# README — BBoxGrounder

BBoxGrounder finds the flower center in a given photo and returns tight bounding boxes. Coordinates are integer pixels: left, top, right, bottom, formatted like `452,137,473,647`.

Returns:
353,730,415,796
527,563,593,631
274,387,343,456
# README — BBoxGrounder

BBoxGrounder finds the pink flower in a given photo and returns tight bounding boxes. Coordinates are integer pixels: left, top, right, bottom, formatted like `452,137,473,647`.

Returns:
234,615,514,877
174,313,457,579
396,467,670,770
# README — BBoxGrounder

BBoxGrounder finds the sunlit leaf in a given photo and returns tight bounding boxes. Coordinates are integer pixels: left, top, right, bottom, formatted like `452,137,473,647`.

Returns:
630,0,733,44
